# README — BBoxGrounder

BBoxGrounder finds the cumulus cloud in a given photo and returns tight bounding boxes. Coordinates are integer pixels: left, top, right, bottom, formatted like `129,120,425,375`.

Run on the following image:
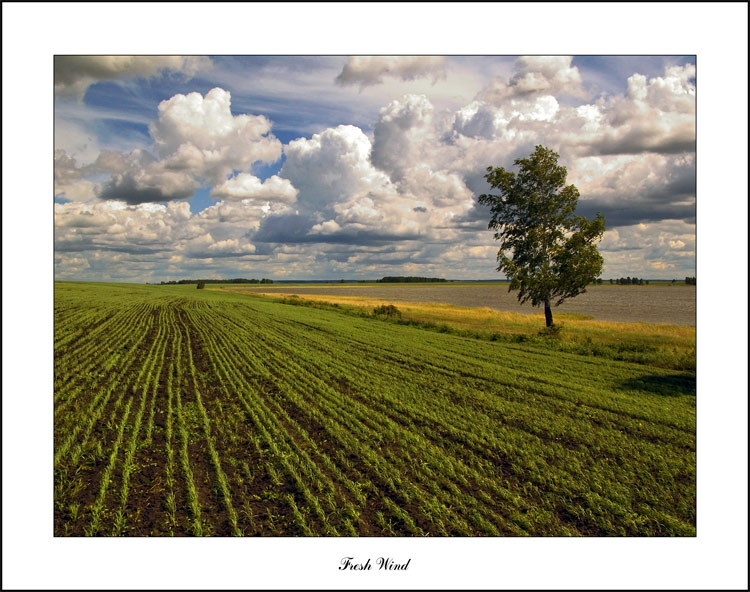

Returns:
451,95,560,143
478,56,586,103
150,87,282,184
54,55,212,100
54,149,97,202
335,56,447,88
197,197,293,228
252,213,318,244
54,253,91,278
98,171,198,204
307,190,430,244
571,153,695,226
88,149,154,175
264,101,475,249
279,64,694,263
53,57,697,281
451,101,498,139
89,149,199,204
55,200,195,255
182,235,257,258
396,165,474,210
281,125,393,211
54,194,280,266
567,64,696,155
82,88,285,204
371,94,437,183
442,62,695,235
211,174,298,202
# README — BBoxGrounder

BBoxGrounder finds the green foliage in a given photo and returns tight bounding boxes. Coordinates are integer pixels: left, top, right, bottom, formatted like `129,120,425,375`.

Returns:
196,281,206,290
478,146,605,326
373,304,402,318
614,276,645,285
280,294,340,310
161,278,273,285
538,323,563,338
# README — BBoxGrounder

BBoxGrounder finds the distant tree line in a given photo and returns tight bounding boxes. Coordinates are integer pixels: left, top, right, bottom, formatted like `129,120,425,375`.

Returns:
160,278,273,285
601,277,696,285
377,276,447,283
608,277,648,285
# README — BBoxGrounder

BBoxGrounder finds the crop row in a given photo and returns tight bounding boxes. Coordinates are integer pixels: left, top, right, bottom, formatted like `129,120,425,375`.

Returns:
54,282,696,536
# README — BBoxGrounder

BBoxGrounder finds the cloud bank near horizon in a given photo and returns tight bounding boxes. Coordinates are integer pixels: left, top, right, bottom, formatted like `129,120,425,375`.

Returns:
54,55,696,281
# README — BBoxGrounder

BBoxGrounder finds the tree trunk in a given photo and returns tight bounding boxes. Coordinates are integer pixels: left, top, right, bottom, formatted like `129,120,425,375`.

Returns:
543,297,553,327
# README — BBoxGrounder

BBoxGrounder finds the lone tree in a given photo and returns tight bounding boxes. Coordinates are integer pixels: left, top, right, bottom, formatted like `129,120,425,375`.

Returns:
478,145,605,327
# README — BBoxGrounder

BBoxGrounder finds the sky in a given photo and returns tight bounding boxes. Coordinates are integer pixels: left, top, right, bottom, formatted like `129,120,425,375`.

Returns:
53,54,697,282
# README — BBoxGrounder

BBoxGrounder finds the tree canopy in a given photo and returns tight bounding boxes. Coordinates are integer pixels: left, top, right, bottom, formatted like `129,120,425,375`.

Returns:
478,145,605,327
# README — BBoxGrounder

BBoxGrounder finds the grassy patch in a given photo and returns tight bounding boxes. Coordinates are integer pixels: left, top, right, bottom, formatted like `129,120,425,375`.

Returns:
227,289,695,371
55,281,696,537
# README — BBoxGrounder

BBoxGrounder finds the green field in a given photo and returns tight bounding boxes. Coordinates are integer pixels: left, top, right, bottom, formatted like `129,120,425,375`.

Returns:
54,281,696,536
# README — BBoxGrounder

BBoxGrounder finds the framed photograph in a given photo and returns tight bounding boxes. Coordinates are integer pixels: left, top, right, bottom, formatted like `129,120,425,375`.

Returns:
3,3,747,590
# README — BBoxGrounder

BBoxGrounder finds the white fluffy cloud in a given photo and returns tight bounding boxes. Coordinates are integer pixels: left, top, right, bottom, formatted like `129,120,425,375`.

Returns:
55,200,194,254
281,125,393,211
56,147,202,205
478,56,586,103
441,62,695,232
150,87,283,184
568,152,695,227
54,55,211,100
265,96,475,247
67,88,287,204
197,198,292,227
335,56,447,88
211,174,298,203
53,57,697,281
450,60,694,159
452,95,560,143
54,195,282,264
308,185,465,244
571,153,695,203
371,94,438,183
183,235,257,258
567,64,696,155
397,165,474,209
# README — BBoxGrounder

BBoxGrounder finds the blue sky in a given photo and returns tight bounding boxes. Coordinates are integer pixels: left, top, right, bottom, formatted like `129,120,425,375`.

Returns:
54,54,698,281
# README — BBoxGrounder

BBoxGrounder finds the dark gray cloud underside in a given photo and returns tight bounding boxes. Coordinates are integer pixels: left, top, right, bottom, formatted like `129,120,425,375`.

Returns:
591,136,696,157
55,241,167,255
577,201,696,228
99,174,194,204
252,214,422,246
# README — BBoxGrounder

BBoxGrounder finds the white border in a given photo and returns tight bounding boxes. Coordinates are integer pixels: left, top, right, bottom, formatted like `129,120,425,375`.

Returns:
3,2,748,590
